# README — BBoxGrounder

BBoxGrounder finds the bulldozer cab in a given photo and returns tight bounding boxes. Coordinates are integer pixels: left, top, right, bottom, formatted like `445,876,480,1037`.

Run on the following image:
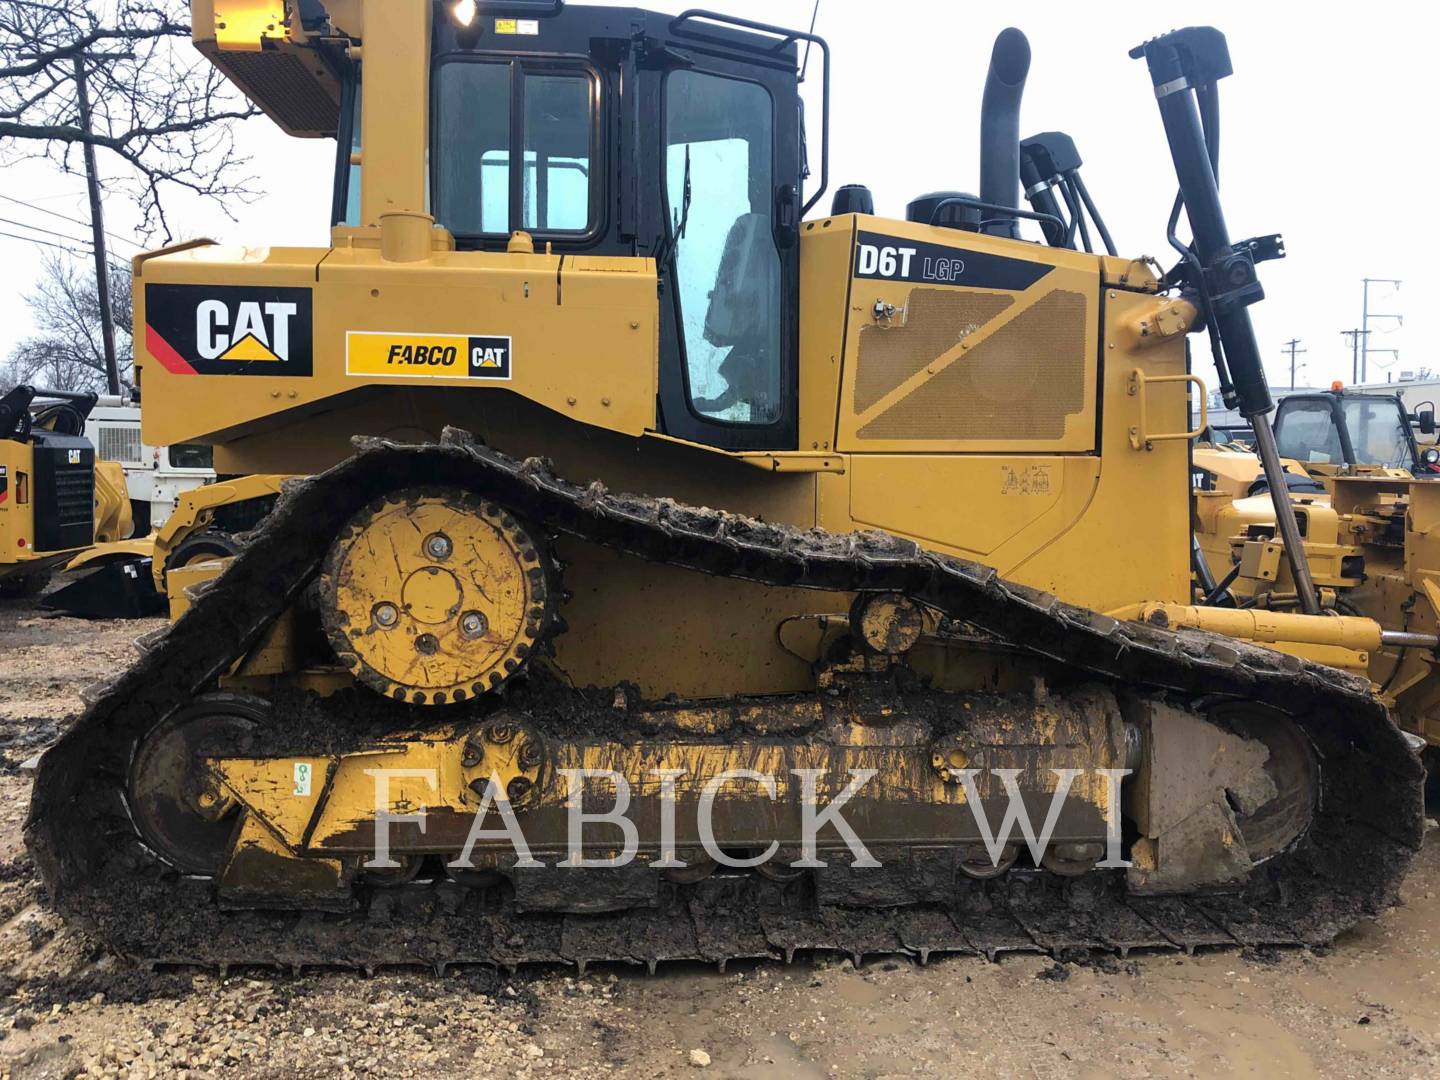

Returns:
1273,390,1439,477
329,5,810,449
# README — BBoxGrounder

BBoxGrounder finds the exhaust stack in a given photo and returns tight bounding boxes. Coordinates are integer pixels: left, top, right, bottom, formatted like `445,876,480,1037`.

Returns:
979,28,1032,238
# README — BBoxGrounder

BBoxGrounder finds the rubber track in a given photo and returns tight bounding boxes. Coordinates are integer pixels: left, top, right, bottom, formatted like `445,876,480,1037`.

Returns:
24,431,1428,971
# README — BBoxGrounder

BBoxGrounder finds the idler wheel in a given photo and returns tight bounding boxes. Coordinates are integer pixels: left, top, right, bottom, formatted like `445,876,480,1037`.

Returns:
127,694,268,875
1211,702,1318,862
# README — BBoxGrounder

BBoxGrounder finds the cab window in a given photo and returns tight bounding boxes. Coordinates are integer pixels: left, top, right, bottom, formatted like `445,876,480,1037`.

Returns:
434,62,596,239
169,444,213,470
665,70,782,426
1275,400,1343,464
1342,398,1410,469
523,75,592,231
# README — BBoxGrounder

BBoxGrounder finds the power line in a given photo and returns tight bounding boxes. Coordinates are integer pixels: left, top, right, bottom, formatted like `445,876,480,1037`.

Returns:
0,191,144,250
0,227,89,256
0,213,96,248
0,215,132,268
0,191,143,251
0,226,130,270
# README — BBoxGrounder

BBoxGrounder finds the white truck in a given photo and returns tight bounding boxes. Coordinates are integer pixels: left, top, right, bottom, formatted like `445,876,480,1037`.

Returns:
85,398,214,535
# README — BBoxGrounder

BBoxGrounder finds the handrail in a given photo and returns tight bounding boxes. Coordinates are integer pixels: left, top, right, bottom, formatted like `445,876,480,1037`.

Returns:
669,9,830,215
1129,370,1208,450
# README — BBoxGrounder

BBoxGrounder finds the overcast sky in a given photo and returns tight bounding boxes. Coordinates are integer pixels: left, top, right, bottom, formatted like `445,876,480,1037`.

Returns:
1,0,1431,395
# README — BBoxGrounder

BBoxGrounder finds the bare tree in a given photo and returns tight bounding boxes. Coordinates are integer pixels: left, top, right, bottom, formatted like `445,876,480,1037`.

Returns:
2,0,260,392
4,254,133,394
0,0,261,241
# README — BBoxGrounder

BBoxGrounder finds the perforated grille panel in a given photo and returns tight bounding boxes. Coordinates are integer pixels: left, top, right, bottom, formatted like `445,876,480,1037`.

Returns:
217,52,339,135
50,469,95,529
97,425,142,465
857,290,1089,442
854,290,1014,413
32,440,93,552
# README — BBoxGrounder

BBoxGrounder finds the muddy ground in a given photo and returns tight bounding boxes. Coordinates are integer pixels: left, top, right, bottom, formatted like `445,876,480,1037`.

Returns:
0,594,1435,1079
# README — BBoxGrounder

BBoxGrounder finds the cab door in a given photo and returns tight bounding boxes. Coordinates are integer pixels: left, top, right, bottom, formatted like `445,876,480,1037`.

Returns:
646,38,802,450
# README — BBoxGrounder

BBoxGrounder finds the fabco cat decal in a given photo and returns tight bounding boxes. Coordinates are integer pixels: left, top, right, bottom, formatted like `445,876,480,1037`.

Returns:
144,284,314,376
346,332,513,381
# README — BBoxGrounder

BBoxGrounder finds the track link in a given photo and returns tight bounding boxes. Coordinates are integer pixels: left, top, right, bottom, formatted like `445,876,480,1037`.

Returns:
24,430,1428,970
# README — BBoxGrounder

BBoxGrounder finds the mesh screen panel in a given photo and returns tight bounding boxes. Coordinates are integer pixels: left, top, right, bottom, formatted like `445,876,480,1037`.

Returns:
857,290,1088,442
854,290,1014,413
219,52,339,134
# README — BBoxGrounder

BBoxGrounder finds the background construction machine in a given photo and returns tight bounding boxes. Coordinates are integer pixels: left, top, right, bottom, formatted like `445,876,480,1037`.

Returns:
1195,389,1440,757
40,396,223,618
84,397,217,534
0,385,131,598
24,3,1427,970
1273,388,1439,479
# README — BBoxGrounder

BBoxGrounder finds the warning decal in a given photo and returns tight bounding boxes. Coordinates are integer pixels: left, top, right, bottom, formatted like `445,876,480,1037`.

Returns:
494,18,539,35
346,332,513,381
1000,464,1054,496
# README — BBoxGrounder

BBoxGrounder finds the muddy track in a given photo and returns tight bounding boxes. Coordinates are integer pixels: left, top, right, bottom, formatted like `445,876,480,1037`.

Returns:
22,430,1428,971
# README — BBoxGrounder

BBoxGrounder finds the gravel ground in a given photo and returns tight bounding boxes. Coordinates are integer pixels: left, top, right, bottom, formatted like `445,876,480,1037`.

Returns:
0,589,1436,1079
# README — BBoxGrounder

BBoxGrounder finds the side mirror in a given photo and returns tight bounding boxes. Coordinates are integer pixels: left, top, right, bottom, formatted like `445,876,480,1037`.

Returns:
1418,409,1437,436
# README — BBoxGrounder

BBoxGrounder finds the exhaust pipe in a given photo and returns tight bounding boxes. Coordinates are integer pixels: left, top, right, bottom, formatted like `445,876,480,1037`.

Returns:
979,27,1031,237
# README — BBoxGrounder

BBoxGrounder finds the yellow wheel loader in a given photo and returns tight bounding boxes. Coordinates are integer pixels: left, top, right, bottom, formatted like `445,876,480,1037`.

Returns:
0,386,132,600
25,3,1426,971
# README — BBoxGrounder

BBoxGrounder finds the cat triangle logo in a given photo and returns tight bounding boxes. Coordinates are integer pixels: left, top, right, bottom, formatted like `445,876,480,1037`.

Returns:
219,332,281,362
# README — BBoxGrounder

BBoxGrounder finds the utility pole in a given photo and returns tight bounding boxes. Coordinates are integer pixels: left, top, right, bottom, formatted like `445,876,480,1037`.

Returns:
1341,328,1371,385
1361,277,1402,382
72,54,121,397
1281,338,1307,390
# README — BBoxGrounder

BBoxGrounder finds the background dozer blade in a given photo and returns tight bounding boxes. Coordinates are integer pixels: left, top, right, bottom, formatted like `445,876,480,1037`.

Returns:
40,558,166,619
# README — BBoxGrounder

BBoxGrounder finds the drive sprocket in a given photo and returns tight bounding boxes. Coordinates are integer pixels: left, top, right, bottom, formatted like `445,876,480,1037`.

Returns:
317,486,557,705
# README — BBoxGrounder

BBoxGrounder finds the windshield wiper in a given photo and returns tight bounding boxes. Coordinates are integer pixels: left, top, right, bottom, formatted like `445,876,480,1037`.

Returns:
654,144,692,271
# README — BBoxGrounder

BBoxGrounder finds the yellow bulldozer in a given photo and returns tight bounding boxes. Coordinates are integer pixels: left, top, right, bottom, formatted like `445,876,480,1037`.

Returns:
25,2,1428,970
0,386,132,599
